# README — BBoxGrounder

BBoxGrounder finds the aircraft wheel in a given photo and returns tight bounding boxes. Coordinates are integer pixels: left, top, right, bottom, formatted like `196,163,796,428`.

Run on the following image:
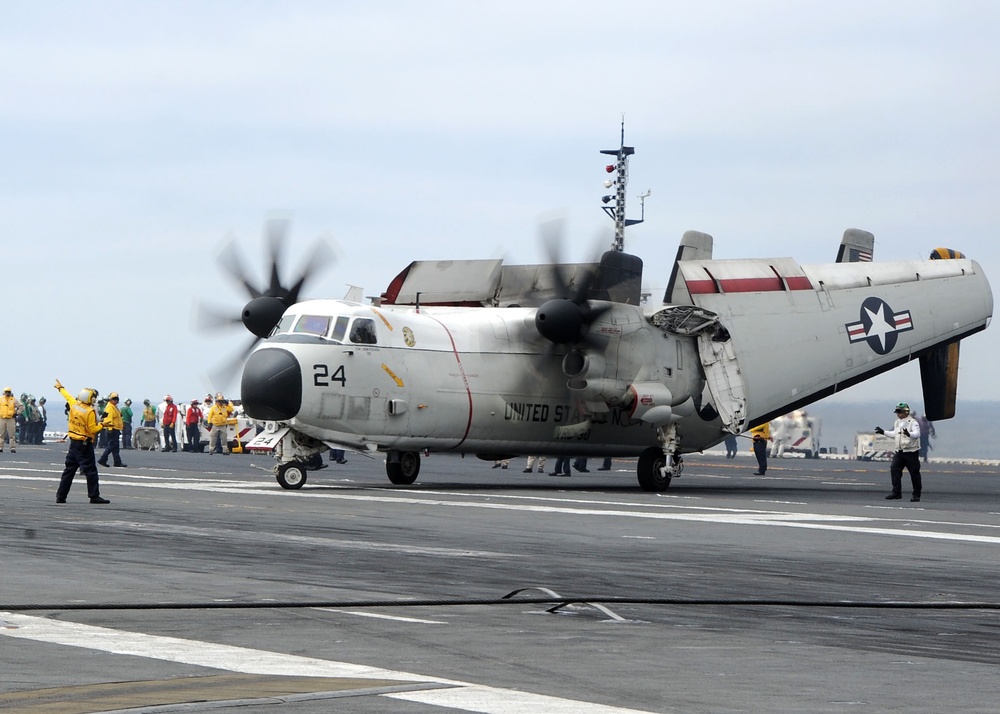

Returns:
637,447,671,492
387,451,420,485
276,462,308,490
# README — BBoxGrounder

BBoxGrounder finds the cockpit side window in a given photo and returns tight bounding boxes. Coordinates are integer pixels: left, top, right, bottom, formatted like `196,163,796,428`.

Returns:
270,314,295,336
331,316,350,343
349,317,378,345
293,315,332,337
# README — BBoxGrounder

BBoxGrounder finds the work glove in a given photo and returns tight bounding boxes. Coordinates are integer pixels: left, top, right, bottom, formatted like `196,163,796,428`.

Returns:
901,428,910,437
874,426,884,435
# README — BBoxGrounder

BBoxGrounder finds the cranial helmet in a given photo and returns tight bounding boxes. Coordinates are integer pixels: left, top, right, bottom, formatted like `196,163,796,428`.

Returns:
109,392,119,400
215,392,224,401
894,402,910,413
77,388,97,405
165,395,173,402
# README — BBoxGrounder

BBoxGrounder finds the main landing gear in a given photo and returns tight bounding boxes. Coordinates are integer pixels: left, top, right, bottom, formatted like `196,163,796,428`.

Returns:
636,447,683,492
386,450,420,485
636,423,683,492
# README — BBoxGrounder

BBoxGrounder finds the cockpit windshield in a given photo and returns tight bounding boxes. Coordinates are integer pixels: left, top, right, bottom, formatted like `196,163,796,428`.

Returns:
270,314,294,337
331,316,349,342
293,315,332,337
267,311,377,345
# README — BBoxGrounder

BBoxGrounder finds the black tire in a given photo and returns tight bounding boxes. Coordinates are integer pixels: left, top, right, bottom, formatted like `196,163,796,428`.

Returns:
276,462,308,490
637,447,671,492
387,451,420,485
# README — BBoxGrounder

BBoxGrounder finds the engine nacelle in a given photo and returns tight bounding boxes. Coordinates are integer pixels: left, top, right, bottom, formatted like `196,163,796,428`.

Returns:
563,349,604,379
563,350,628,408
627,381,676,426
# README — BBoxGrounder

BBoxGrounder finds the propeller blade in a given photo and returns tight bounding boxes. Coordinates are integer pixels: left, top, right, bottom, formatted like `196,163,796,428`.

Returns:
265,217,292,297
208,335,261,391
287,239,336,305
580,299,612,326
571,264,600,305
194,302,244,332
217,235,263,299
539,218,570,298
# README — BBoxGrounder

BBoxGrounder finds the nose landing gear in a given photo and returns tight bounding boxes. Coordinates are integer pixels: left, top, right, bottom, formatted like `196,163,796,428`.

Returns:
276,461,308,489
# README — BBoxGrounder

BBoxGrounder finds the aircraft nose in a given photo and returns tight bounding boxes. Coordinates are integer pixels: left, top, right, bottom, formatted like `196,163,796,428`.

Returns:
241,348,302,421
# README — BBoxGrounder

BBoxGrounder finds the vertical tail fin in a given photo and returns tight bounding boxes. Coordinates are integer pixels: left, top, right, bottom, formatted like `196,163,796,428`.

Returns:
836,229,874,263
664,231,713,305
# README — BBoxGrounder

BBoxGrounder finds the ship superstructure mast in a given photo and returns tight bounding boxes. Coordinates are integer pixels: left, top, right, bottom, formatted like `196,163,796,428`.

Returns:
600,120,649,252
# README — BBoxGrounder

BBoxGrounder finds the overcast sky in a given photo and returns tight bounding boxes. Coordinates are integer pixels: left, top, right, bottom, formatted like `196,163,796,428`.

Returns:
3,1,998,415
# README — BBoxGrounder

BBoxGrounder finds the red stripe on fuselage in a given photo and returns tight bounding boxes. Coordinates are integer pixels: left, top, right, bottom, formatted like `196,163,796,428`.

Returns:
422,314,474,449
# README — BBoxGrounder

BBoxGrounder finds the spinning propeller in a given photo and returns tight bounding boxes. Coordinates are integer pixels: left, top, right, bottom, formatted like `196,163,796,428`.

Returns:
533,220,612,348
196,217,335,387
510,220,623,426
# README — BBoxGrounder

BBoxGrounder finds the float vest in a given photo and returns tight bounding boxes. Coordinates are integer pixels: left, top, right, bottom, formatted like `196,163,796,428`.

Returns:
69,402,102,442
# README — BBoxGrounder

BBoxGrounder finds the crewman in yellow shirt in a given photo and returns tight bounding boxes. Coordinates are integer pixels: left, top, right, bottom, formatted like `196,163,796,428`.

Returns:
0,387,21,453
98,392,127,469
54,378,110,504
750,422,772,476
205,392,234,455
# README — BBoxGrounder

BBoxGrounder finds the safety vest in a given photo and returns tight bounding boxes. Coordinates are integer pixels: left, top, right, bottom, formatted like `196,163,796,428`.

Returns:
206,402,233,427
894,417,920,452
143,405,155,422
102,402,124,431
0,395,17,419
69,402,102,442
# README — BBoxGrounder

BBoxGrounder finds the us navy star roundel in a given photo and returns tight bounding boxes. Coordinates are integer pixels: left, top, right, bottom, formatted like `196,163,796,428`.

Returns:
845,297,914,355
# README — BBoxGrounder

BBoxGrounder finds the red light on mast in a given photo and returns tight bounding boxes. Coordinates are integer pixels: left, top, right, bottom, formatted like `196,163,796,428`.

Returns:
605,164,615,173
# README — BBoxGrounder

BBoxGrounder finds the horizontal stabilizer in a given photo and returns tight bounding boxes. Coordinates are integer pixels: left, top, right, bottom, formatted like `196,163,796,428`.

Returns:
836,228,874,263
920,341,960,420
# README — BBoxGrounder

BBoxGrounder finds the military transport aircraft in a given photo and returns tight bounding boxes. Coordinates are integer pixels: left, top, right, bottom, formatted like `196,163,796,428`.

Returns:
206,144,993,492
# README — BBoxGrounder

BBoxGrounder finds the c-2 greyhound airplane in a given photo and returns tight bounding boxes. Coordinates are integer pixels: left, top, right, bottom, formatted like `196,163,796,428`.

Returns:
215,141,992,492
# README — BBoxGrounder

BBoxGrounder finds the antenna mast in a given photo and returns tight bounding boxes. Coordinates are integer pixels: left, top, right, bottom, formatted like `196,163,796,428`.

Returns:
599,119,648,252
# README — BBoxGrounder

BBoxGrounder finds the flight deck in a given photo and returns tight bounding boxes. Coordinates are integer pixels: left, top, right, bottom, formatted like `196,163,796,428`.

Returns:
3,445,1000,713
